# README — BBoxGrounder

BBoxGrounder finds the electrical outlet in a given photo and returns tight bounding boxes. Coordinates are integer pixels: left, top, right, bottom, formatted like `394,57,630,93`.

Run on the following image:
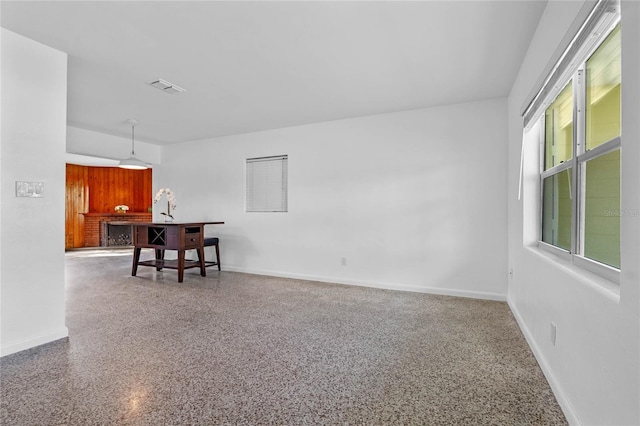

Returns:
550,322,557,346
341,257,347,266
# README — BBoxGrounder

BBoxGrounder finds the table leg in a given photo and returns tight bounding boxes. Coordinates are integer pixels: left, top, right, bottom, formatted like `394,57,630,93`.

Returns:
178,250,185,283
132,247,141,276
155,249,164,271
197,247,206,277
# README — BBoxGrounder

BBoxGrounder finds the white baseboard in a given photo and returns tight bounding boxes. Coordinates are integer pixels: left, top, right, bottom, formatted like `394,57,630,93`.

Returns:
222,265,506,301
507,298,580,425
1,327,69,357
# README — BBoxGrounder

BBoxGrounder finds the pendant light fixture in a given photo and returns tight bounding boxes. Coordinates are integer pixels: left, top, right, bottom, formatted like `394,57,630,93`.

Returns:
118,119,148,170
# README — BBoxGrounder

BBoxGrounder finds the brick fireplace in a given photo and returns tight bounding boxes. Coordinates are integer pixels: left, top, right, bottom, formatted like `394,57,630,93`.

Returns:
82,213,152,247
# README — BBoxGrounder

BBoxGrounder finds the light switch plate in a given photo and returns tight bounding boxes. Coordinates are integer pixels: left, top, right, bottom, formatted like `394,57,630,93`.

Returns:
16,181,44,198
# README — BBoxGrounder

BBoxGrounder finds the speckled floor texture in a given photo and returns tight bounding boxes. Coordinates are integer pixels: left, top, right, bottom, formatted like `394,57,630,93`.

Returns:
1,248,567,425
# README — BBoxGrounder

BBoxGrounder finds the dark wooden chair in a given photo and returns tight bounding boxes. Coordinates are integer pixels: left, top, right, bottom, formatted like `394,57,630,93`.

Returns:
202,237,221,271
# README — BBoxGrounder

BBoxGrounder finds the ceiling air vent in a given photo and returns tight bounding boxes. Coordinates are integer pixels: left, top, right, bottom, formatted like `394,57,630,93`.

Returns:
147,79,186,94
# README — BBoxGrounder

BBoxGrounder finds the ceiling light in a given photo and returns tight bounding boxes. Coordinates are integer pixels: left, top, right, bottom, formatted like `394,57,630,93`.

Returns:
148,79,186,94
119,119,148,170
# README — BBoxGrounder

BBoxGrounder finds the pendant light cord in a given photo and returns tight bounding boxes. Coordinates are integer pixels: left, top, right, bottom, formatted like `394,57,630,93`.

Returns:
131,123,136,156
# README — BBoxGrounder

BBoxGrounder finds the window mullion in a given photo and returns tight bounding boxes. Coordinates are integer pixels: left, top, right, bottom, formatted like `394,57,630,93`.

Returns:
572,69,586,256
541,162,572,179
539,115,545,242
575,68,586,157
577,137,621,162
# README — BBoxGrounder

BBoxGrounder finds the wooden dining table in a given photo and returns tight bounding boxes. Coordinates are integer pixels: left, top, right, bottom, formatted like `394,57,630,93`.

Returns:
129,221,224,283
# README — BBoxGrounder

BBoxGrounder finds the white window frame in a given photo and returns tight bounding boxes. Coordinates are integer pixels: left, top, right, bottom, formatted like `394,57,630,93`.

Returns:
245,155,288,213
523,0,621,283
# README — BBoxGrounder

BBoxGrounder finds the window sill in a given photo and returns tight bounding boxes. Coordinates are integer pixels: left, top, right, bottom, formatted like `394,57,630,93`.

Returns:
525,245,620,303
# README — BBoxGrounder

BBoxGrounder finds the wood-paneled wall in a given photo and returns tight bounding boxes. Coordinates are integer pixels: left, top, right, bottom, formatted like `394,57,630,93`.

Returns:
66,164,89,249
87,167,152,213
65,165,152,249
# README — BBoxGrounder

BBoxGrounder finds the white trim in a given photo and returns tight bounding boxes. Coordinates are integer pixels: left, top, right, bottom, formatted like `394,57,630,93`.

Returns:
572,254,620,284
507,298,581,426
541,161,573,179
537,17,622,280
576,137,621,163
526,246,620,302
222,265,506,301
0,327,69,357
518,129,525,200
520,1,599,117
246,154,288,163
522,0,620,127
538,239,572,262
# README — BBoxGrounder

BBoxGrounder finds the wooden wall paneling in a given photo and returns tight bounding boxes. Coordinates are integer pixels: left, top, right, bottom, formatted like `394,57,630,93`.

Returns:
97,168,103,212
130,170,136,210
96,168,101,212
118,168,124,208
65,165,74,249
113,167,119,209
132,171,138,210
137,171,143,210
120,168,127,207
66,165,152,248
144,170,149,210
143,169,152,211
87,168,93,213
65,164,88,249
101,168,106,212
89,167,96,213
138,170,147,211
82,169,89,246
106,168,112,212
136,171,142,210
88,168,98,213
80,167,89,247
147,169,152,209
139,170,143,209
108,167,114,210
65,164,73,248
86,166,152,213
127,170,134,209
107,168,114,212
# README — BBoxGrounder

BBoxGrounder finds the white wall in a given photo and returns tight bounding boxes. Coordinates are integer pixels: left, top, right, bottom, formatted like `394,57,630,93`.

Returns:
155,98,508,300
1,29,69,356
507,1,640,424
67,125,161,166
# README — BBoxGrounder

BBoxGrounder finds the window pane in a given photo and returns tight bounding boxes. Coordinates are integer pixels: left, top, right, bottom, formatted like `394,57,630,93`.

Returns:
586,24,621,150
582,149,620,268
544,82,573,170
542,169,572,251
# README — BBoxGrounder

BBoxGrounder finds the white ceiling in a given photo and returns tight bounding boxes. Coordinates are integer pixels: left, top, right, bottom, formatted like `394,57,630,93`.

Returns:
1,1,547,145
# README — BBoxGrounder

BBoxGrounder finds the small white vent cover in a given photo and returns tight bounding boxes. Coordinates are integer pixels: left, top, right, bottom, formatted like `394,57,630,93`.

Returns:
147,79,186,94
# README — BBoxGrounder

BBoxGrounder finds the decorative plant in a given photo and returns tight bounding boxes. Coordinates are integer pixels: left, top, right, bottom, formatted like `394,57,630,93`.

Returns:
114,205,129,213
154,188,176,219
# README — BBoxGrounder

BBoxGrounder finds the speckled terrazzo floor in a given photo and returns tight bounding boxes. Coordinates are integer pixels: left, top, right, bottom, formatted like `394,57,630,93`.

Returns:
1,248,567,425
